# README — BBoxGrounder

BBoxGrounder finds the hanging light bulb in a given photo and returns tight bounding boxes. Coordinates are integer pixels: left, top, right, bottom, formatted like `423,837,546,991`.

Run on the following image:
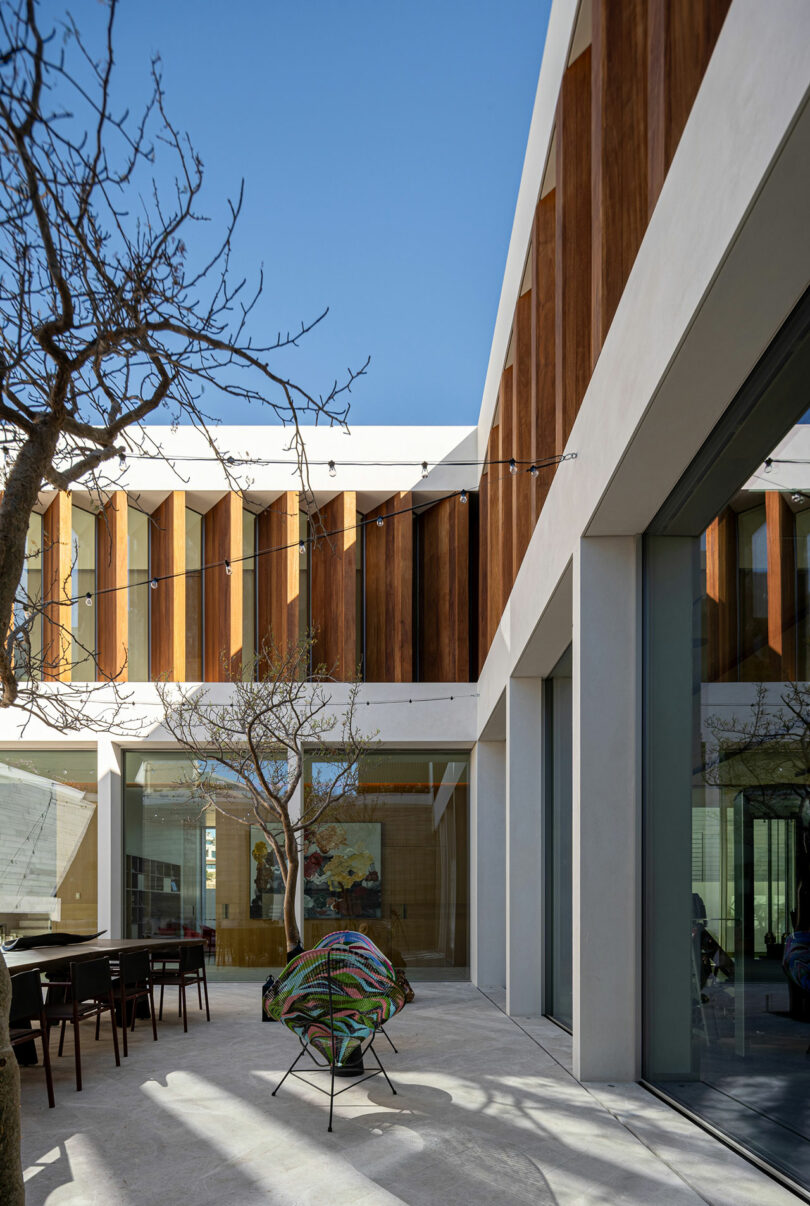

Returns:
508,457,518,475
118,450,126,465
299,541,306,556
328,460,337,478
792,492,806,505
84,592,93,607
224,559,232,576
150,577,159,590
460,489,468,504
421,461,429,479
376,516,384,528
764,458,773,474
529,465,539,479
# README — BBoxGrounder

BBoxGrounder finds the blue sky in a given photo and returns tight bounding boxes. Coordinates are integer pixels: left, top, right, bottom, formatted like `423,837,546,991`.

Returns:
110,2,552,428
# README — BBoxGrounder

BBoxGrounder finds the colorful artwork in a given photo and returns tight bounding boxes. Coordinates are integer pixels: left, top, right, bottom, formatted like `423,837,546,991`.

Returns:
303,822,382,920
249,828,285,919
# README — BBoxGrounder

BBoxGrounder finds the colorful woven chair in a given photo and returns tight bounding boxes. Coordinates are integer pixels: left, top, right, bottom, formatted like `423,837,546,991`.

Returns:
267,944,405,1130
314,930,403,1051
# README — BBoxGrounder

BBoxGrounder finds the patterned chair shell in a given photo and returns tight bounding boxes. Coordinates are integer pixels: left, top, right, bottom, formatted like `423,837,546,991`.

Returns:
315,930,396,979
265,945,405,1065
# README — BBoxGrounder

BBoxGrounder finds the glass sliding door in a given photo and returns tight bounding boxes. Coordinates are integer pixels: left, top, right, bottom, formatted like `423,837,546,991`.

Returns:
644,306,810,1191
544,646,573,1030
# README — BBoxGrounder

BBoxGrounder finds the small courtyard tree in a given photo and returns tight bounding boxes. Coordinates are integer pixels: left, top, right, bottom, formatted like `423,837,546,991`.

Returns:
0,1,367,1199
157,636,375,959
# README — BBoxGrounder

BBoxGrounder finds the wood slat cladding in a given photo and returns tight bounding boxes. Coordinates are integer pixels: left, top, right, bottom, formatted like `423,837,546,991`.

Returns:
486,425,502,655
42,492,72,682
150,492,185,681
591,0,648,368
766,492,797,681
365,493,413,682
478,463,489,674
257,491,299,658
418,495,469,682
513,289,533,569
310,492,357,679
556,46,592,452
203,493,243,681
532,191,557,516
648,0,731,215
705,508,737,683
96,492,128,681
499,368,515,608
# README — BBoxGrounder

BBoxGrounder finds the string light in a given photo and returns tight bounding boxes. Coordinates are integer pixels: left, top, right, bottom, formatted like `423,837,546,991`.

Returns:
508,458,517,475
529,465,539,478
421,461,429,479
118,450,126,465
764,458,773,473
328,460,337,477
31,453,577,609
84,593,93,607
150,577,159,590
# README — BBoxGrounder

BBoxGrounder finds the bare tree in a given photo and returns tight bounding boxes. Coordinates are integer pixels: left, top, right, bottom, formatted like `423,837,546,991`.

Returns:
0,1,368,1198
157,635,375,958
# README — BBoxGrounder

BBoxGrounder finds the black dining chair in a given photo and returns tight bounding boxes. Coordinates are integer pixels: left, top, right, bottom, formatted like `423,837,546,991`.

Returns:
10,969,55,1108
44,957,120,1091
112,949,158,1056
151,943,210,1032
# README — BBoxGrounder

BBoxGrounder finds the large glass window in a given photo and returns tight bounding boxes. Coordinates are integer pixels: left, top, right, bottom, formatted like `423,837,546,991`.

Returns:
15,512,42,679
644,355,810,1187
128,507,149,680
185,508,203,680
242,509,256,679
302,750,469,975
71,505,96,681
544,647,572,1030
0,750,98,942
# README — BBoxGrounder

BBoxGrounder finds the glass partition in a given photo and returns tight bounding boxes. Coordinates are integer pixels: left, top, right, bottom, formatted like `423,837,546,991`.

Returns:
0,750,98,942
645,382,810,1185
544,646,572,1029
185,508,203,680
128,507,149,680
71,505,96,681
302,750,469,976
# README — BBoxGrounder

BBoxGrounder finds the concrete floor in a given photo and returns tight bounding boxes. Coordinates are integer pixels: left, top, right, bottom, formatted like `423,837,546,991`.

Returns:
17,982,803,1206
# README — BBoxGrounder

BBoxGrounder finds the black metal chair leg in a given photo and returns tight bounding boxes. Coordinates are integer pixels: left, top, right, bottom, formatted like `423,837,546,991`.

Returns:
181,983,187,1033
121,986,128,1058
271,1043,308,1097
149,984,158,1041
40,1021,55,1109
328,1057,336,1133
159,982,164,1021
73,1005,82,1092
58,1018,66,1057
109,991,121,1067
369,1041,397,1096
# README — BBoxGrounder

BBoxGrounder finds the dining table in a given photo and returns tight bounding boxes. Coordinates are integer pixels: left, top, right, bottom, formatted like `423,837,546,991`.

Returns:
3,936,203,976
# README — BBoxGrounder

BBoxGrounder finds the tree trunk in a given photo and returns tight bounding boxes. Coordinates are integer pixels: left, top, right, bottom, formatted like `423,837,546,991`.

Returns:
0,952,24,1206
283,828,301,957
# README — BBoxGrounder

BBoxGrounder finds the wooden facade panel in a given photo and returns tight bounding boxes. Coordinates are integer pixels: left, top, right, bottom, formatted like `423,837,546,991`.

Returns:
648,0,731,214
204,493,243,681
150,492,185,681
705,508,737,683
556,46,592,452
766,492,796,681
365,493,413,682
42,492,72,682
257,491,299,659
478,464,489,675
533,189,557,516
96,491,128,682
514,288,533,570
591,0,648,367
499,367,515,610
486,425,502,656
419,495,469,682
310,492,357,680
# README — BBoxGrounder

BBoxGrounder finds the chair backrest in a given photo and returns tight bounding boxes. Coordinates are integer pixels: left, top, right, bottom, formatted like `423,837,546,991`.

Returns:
315,930,396,979
10,969,44,1025
180,942,205,972
118,949,151,986
267,946,405,1064
71,956,112,1001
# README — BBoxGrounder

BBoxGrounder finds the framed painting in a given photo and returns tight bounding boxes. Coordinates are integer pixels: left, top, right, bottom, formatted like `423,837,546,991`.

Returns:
303,822,382,920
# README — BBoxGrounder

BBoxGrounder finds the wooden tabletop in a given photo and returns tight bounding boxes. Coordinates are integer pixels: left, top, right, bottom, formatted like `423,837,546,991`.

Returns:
3,936,203,975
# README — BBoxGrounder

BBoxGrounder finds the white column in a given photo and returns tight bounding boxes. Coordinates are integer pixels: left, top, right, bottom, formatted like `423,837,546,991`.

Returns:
506,676,544,1016
470,739,506,988
97,738,123,939
573,535,640,1081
